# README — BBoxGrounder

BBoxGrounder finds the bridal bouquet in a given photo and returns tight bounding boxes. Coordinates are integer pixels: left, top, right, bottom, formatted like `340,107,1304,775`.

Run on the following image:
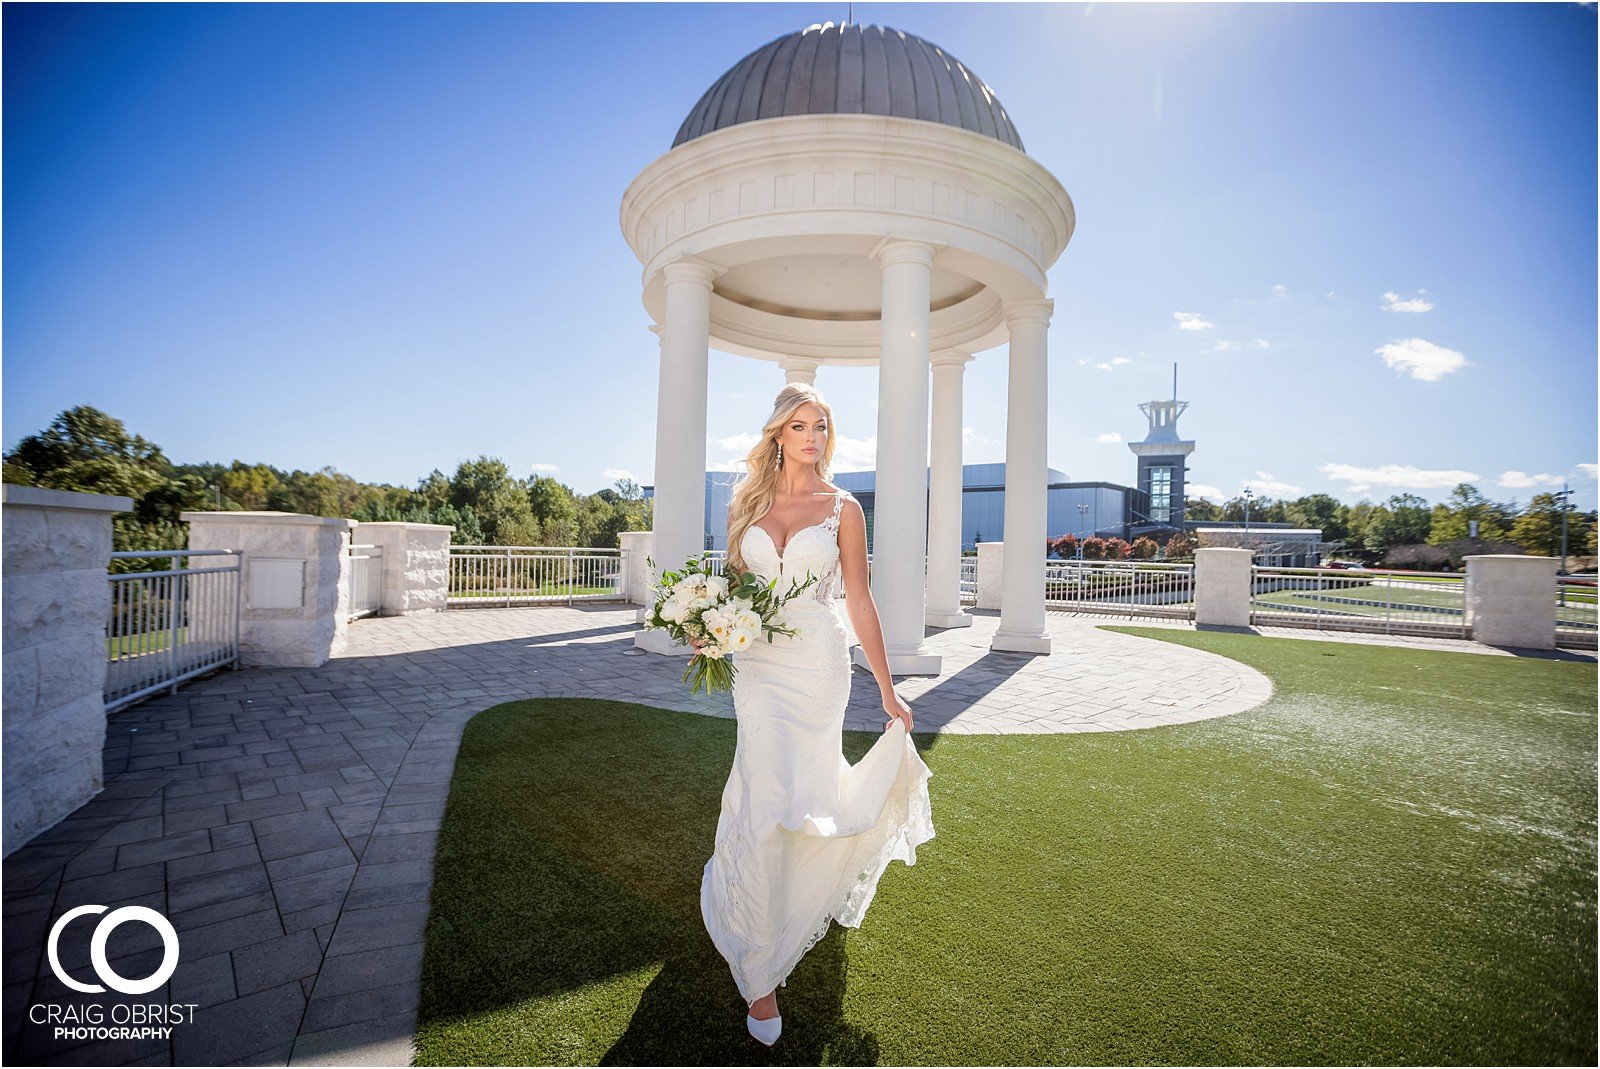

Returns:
643,552,819,694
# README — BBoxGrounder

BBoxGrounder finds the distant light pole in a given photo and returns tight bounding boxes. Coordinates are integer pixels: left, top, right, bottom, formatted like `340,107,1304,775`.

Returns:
1554,482,1574,576
1242,486,1255,556
208,483,221,509
1076,502,1089,558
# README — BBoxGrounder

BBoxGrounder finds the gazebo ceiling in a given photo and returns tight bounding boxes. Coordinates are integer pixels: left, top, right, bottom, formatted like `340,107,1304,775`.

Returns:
673,21,1024,153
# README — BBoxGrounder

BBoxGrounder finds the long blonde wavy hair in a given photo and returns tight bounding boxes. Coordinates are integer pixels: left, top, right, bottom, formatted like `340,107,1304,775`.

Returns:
724,383,838,576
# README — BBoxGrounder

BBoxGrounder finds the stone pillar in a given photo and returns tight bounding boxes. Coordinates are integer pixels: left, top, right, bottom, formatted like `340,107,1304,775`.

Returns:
780,356,822,385
854,236,940,675
1194,547,1253,627
927,348,974,628
975,541,1004,611
183,511,355,667
351,522,453,615
637,257,719,655
1465,554,1558,649
3,485,132,857
992,299,1054,655
620,530,655,616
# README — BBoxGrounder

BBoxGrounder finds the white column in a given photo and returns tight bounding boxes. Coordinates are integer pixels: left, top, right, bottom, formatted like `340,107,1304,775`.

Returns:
780,356,821,385
853,238,941,675
636,256,717,654
926,349,973,628
992,299,1054,654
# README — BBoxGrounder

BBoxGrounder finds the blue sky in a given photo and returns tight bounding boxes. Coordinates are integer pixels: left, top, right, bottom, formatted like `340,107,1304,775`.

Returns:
5,1,1596,511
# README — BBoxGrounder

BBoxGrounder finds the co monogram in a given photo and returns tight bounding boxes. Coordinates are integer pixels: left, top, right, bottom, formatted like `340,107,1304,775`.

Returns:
47,906,179,995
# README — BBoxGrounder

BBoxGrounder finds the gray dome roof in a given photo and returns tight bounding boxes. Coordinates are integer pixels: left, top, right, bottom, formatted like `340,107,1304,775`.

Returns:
673,22,1024,152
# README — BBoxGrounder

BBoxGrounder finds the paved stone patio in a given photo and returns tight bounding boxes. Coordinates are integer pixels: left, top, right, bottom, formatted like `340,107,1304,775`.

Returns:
3,604,1590,1066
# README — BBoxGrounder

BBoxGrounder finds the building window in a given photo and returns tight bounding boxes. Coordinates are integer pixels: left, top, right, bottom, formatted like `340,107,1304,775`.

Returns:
1149,466,1171,522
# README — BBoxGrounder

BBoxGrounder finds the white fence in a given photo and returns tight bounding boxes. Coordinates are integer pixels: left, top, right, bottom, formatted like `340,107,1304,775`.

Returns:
346,542,383,620
1044,559,1196,620
1250,565,1468,639
448,546,627,607
1556,576,1598,648
106,550,242,712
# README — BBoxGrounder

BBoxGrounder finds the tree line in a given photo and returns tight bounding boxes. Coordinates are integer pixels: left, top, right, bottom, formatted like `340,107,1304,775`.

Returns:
2,406,652,557
5,405,1594,571
1178,487,1597,569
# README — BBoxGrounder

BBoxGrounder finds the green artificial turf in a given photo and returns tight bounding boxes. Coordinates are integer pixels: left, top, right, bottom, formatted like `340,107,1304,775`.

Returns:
412,627,1596,1066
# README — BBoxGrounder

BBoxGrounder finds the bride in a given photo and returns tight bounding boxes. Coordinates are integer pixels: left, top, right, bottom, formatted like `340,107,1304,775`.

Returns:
691,383,936,1047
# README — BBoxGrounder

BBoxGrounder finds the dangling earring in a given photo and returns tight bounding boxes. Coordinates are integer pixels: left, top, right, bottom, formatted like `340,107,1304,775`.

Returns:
774,442,783,470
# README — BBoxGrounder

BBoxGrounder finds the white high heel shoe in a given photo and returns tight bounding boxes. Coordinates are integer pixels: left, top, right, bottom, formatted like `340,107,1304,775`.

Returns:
746,1005,782,1046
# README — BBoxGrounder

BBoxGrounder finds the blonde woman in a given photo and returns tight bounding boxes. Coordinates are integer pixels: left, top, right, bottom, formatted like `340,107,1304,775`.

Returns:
694,383,935,1047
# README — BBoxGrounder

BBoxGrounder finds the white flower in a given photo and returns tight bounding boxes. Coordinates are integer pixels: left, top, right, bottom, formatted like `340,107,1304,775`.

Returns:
660,594,686,623
703,608,733,642
705,574,729,599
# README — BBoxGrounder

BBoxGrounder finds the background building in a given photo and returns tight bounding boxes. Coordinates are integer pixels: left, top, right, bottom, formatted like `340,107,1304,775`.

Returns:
643,379,1331,561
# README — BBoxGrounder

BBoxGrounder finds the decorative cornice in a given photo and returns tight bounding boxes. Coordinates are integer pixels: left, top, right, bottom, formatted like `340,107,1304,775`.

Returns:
930,348,975,368
1002,297,1054,325
871,236,939,268
662,256,721,288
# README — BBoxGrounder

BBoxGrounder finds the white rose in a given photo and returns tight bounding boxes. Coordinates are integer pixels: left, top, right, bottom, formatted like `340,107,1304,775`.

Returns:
660,594,684,623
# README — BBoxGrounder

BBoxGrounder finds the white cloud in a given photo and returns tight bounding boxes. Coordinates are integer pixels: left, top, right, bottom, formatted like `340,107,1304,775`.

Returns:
1375,337,1467,382
1272,284,1288,300
529,463,560,473
1173,311,1214,332
1381,289,1434,313
1254,338,1270,349
1578,463,1599,481
1206,340,1239,353
1246,471,1303,496
1092,355,1133,370
1319,462,1480,494
600,468,634,482
1097,432,1123,443
1186,483,1226,503
961,426,1003,463
1498,471,1564,489
1077,358,1090,366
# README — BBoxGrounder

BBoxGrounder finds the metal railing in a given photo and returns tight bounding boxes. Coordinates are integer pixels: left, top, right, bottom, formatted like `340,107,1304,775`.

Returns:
106,550,242,713
959,556,976,605
1250,565,1467,638
448,546,627,607
1044,559,1196,620
1556,576,1598,648
346,543,383,620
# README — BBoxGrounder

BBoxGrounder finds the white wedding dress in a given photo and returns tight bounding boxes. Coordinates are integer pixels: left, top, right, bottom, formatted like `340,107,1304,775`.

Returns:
700,487,936,1005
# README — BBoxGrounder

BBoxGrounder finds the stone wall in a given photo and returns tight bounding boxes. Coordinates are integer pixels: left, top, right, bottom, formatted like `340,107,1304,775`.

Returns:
3,485,132,857
183,511,355,667
352,522,453,615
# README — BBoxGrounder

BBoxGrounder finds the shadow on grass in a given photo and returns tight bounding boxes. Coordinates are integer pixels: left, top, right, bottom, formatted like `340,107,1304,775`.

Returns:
415,697,905,1065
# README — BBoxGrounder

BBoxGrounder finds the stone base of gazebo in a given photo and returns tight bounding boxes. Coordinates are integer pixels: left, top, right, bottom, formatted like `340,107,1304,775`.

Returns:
926,609,974,628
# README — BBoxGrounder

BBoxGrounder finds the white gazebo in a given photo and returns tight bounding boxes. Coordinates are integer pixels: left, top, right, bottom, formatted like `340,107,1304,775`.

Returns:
621,21,1075,673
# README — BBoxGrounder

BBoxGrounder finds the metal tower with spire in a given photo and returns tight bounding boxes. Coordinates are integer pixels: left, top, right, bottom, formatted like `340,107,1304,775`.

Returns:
1127,364,1196,529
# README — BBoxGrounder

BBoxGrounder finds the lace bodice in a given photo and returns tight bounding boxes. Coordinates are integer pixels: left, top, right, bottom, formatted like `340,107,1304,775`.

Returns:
738,489,851,604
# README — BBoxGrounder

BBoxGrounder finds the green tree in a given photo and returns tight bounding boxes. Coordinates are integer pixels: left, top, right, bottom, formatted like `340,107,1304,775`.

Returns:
1426,483,1514,545
1510,492,1567,557
1286,493,1348,545
1363,493,1432,555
